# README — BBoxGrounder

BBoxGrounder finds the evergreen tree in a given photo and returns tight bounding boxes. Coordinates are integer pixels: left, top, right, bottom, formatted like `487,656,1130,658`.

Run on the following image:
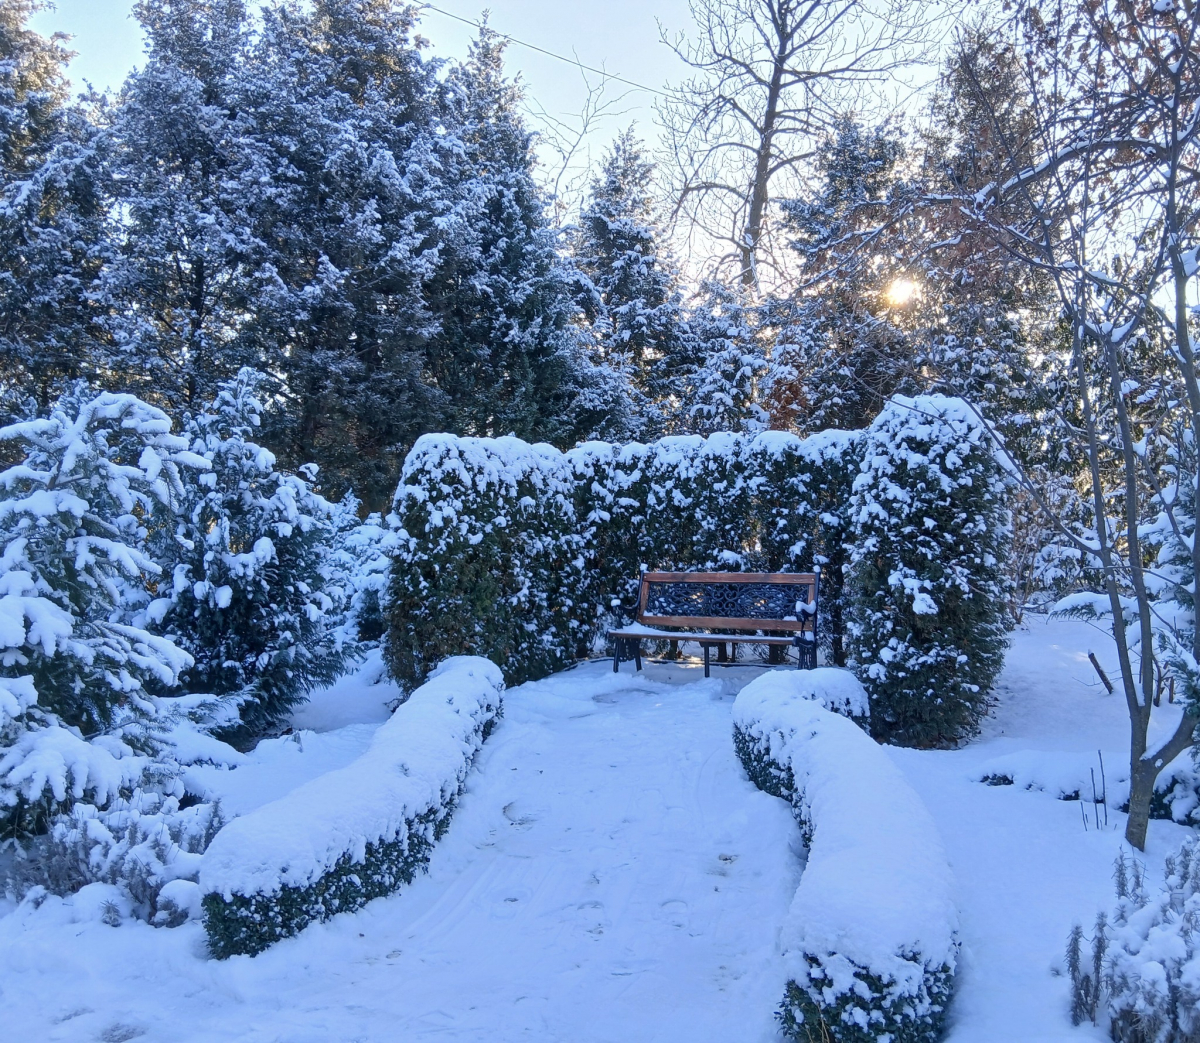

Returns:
770,118,917,434
155,369,350,739
846,395,1011,746
419,26,580,446
572,128,692,435
94,0,260,411
0,1,107,411
243,0,446,508
686,280,768,435
0,385,196,836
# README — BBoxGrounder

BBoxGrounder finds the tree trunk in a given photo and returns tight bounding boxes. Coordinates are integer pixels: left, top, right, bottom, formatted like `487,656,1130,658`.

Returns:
1125,761,1156,851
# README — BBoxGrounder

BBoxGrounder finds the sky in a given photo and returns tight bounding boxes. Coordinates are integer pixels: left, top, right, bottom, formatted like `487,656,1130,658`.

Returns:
30,1,693,190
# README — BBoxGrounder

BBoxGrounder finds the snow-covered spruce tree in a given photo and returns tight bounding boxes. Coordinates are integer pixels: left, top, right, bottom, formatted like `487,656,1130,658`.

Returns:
572,128,694,437
328,495,399,648
155,369,349,739
769,119,918,434
238,0,448,509
95,0,262,411
0,386,199,838
686,280,768,437
419,27,581,449
847,395,1011,745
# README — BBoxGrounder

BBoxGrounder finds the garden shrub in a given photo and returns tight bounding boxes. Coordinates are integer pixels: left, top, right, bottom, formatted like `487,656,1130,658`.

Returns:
732,670,958,1043
846,394,1011,746
200,656,503,957
1069,838,1200,1042
383,397,1005,707
385,436,585,690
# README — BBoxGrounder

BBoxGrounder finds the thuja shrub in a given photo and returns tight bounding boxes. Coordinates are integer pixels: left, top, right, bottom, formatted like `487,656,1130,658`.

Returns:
385,408,1008,693
731,671,957,1043
386,436,587,690
847,395,1011,746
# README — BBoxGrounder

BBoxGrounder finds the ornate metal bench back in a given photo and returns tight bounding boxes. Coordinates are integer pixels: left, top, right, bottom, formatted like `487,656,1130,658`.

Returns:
637,571,817,633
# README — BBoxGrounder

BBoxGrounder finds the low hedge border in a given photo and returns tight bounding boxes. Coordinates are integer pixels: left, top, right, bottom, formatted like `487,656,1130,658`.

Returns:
732,672,958,1043
200,657,503,958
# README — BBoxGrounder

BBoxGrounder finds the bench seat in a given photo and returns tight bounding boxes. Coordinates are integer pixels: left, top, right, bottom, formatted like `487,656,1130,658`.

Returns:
609,625,796,645
609,570,818,677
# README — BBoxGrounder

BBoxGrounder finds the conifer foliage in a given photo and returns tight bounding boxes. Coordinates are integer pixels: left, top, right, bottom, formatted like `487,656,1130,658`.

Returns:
572,129,692,436
156,369,349,738
846,395,1011,746
0,386,199,835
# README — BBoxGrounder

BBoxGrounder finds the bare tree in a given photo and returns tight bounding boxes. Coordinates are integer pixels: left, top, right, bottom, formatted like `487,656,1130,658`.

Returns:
955,0,1200,850
524,66,638,227
656,0,931,287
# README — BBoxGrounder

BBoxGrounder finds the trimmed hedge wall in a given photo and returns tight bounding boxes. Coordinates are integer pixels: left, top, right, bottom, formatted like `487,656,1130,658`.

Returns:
386,396,1011,745
203,803,450,958
200,657,503,957
386,428,864,691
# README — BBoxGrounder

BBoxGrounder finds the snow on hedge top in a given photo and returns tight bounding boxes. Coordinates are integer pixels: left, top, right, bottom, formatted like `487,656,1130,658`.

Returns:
733,667,869,722
199,656,503,899
733,675,957,986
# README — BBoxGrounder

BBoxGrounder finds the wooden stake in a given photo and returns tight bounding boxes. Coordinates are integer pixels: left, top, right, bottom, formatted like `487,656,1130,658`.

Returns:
1088,652,1114,694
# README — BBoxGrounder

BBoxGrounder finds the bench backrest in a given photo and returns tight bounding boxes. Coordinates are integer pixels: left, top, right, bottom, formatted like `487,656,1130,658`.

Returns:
636,571,818,634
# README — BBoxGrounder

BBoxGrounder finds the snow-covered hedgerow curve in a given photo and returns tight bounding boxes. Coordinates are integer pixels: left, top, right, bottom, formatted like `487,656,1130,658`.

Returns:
731,670,959,1042
199,656,504,958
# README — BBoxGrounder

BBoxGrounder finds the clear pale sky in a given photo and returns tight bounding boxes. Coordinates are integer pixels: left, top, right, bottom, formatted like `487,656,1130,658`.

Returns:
30,1,692,155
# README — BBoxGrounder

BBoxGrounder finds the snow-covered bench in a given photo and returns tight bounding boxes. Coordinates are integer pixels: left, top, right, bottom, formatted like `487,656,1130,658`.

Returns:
609,570,818,676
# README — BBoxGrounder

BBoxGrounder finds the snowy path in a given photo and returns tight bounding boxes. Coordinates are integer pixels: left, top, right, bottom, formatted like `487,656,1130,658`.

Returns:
0,663,799,1043
3,621,1190,1041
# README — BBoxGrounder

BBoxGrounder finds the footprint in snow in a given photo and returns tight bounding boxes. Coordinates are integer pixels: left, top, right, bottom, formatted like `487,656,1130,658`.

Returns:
502,802,536,829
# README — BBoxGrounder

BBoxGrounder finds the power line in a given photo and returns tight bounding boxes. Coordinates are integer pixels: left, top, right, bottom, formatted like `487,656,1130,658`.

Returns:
418,4,670,97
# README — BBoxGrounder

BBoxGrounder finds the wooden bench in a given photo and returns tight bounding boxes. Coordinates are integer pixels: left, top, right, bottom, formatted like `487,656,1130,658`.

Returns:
609,570,819,677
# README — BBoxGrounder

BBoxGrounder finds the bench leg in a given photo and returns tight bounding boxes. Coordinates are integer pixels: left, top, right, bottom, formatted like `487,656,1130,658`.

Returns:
634,641,642,672
613,639,621,673
703,643,710,678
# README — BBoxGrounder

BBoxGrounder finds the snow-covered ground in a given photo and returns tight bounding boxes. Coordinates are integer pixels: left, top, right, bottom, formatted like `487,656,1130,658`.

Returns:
0,620,1190,1041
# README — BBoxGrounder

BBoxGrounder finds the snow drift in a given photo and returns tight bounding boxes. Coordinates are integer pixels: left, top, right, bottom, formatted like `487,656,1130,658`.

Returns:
199,656,504,957
732,669,958,1041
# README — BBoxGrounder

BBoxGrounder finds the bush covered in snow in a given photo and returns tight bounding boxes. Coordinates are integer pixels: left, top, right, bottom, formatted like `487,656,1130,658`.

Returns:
0,386,203,837
153,370,351,738
847,394,1011,746
386,436,588,691
11,792,223,926
732,670,958,1042
199,656,504,957
1070,838,1200,1042
0,377,357,923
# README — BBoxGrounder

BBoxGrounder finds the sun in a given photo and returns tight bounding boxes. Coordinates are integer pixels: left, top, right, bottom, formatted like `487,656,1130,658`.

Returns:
886,278,918,307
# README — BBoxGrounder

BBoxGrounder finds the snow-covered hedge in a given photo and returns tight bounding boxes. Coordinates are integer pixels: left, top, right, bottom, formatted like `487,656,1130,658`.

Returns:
386,436,587,691
847,394,1011,746
387,427,865,690
199,656,504,958
732,670,958,1042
